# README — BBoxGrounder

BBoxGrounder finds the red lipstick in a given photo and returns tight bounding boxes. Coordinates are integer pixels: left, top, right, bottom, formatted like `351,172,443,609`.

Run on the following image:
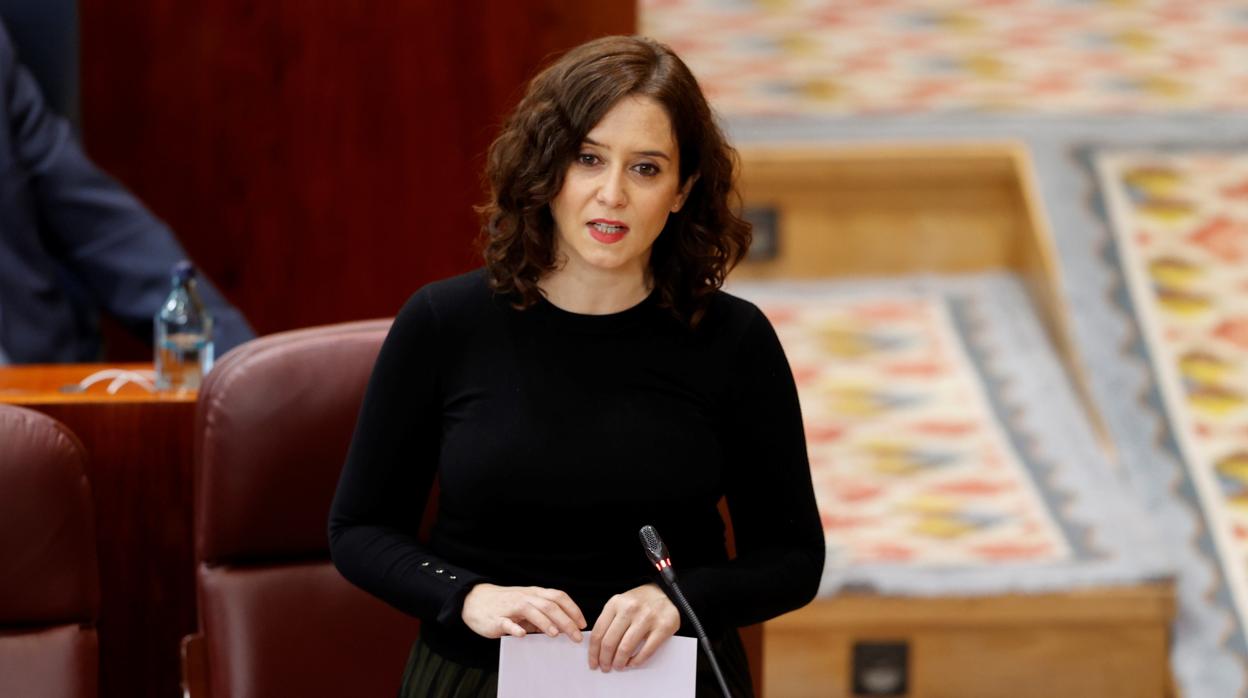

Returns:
587,219,629,244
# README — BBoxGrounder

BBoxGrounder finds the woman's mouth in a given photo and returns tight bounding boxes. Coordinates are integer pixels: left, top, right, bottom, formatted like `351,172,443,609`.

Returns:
588,220,629,244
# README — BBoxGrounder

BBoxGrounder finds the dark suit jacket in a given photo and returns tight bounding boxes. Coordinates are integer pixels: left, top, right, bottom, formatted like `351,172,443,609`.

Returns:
0,20,253,363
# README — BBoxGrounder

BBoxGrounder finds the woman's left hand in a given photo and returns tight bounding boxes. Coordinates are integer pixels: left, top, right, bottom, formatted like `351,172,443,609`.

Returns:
588,583,681,672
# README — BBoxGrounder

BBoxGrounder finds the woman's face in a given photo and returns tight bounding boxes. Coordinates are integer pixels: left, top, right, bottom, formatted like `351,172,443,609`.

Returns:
549,95,691,283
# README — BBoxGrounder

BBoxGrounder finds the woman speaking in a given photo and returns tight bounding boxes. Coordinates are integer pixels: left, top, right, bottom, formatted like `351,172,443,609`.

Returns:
329,35,825,697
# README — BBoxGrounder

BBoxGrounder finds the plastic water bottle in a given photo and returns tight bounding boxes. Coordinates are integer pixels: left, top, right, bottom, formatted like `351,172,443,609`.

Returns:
154,261,214,392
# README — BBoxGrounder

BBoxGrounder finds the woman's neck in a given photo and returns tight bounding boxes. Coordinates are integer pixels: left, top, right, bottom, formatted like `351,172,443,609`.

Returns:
538,265,651,315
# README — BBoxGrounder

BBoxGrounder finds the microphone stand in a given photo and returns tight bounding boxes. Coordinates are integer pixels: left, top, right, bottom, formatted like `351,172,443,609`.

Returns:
640,525,733,698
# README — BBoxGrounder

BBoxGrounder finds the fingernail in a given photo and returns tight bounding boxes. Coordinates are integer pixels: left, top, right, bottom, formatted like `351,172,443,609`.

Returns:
574,631,583,642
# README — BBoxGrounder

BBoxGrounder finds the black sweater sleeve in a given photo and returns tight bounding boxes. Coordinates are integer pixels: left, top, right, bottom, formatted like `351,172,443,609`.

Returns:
678,307,826,627
328,288,489,626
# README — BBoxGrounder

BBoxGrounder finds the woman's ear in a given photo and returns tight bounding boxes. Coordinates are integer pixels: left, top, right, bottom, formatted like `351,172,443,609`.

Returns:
672,174,699,213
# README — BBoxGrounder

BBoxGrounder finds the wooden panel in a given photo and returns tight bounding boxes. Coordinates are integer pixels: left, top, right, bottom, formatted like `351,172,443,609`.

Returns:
736,144,1030,279
79,0,636,352
764,586,1174,698
774,585,1174,627
765,624,1170,698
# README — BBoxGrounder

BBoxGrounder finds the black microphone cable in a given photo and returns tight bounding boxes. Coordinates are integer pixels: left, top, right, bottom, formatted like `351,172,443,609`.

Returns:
639,524,733,698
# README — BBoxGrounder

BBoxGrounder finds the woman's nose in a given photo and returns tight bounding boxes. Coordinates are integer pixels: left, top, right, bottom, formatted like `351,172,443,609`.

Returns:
595,169,627,208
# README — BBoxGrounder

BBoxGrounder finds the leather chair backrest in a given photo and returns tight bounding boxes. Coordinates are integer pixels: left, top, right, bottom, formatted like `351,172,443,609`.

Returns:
0,403,99,698
193,320,419,698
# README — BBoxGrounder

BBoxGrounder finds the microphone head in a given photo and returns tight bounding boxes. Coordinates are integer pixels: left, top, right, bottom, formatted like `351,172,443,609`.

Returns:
639,524,669,566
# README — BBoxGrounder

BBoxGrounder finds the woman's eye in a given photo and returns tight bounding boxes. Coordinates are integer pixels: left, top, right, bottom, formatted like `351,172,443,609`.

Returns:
635,163,660,177
577,153,600,166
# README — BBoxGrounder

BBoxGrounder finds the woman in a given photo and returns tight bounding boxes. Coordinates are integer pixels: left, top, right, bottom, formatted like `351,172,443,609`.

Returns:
329,35,824,697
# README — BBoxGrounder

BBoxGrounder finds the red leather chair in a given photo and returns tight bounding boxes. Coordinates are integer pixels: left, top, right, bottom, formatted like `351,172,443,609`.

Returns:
185,320,420,698
0,404,100,698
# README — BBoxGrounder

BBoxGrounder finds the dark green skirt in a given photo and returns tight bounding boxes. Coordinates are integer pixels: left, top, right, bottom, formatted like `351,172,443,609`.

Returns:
398,637,498,697
398,632,755,698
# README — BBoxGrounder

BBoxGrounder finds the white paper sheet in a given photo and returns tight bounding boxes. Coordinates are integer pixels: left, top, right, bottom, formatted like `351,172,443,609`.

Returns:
498,632,696,697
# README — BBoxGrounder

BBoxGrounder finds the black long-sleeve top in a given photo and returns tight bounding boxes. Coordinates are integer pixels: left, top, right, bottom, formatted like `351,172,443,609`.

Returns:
329,269,824,668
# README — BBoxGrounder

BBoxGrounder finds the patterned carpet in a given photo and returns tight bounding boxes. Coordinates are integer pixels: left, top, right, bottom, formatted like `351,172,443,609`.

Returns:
1096,146,1248,642
643,0,1248,116
729,275,1163,596
775,294,1071,567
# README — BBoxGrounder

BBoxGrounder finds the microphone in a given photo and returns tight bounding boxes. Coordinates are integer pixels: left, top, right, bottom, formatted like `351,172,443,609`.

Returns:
639,523,676,584
639,525,733,698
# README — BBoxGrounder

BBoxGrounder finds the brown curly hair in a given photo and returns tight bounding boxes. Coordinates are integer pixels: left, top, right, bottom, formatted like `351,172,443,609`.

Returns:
479,35,751,327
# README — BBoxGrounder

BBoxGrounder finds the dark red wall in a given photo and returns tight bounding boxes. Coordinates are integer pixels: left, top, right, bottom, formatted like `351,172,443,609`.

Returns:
80,2,635,344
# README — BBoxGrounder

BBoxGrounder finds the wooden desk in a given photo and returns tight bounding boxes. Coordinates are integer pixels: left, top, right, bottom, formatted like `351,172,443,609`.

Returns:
1,364,196,698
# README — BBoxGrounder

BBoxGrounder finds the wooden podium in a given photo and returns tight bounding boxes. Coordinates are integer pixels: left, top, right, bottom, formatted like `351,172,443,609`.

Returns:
0,364,197,698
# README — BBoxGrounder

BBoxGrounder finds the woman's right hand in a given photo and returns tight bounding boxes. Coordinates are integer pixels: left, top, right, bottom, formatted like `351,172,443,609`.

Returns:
461,583,587,641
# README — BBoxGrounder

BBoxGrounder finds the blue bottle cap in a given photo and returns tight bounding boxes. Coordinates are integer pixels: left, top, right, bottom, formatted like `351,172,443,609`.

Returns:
172,260,197,282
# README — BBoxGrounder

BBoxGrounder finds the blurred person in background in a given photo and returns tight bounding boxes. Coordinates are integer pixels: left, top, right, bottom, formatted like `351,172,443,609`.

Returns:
0,18,253,364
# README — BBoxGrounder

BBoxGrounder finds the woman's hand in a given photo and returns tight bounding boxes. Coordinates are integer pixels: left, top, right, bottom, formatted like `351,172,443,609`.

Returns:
588,583,681,672
461,583,587,641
